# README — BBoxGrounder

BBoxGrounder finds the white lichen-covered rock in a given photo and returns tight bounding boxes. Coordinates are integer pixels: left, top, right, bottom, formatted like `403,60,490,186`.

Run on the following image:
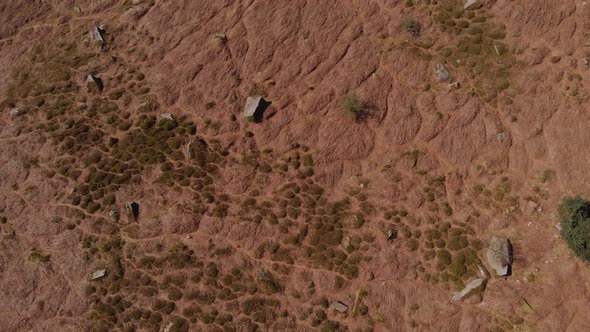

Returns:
452,278,486,301
487,236,512,276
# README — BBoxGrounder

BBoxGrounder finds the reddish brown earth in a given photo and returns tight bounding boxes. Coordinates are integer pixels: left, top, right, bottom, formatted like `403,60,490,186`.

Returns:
2,0,590,331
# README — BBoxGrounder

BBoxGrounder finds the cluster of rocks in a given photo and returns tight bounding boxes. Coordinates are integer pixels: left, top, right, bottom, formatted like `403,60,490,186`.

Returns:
453,236,512,302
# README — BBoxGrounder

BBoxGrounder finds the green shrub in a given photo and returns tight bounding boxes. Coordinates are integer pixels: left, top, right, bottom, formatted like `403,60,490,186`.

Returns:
559,196,590,262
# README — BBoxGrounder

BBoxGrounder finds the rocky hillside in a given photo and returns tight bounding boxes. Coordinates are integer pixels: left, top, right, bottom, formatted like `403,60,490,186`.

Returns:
2,0,590,331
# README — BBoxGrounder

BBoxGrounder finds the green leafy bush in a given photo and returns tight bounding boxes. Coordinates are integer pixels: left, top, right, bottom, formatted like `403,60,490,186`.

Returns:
559,196,590,262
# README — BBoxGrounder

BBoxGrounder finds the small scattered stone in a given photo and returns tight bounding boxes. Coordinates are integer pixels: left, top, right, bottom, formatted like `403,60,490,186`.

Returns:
86,74,104,92
341,236,351,251
555,223,563,232
497,132,507,141
387,229,397,240
9,108,20,117
89,269,107,280
109,209,120,221
449,81,460,89
126,201,140,221
331,301,348,313
163,322,174,332
159,113,175,120
90,26,105,50
435,63,450,81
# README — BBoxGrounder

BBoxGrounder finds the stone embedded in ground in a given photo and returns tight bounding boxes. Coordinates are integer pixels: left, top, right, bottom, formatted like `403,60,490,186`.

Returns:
90,26,105,49
331,301,349,313
86,74,104,92
387,229,397,240
486,236,513,276
244,96,269,122
452,278,486,301
436,63,450,81
89,269,107,280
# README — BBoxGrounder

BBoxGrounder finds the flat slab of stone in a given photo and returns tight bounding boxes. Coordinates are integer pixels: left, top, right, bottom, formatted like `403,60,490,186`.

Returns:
486,236,512,276
89,269,107,280
452,278,486,301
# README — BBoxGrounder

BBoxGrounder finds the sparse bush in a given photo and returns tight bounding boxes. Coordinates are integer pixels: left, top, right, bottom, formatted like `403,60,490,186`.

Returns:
402,18,421,35
342,93,366,121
